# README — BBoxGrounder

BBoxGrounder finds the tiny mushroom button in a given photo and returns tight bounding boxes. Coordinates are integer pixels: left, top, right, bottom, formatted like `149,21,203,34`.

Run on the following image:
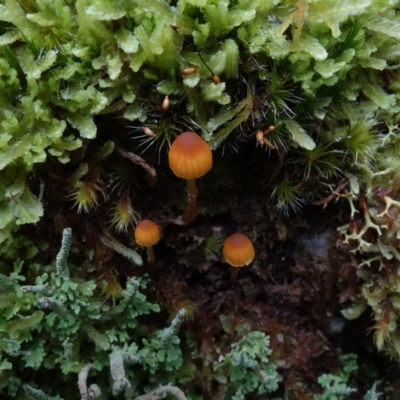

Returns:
168,131,212,224
223,233,255,282
134,219,161,264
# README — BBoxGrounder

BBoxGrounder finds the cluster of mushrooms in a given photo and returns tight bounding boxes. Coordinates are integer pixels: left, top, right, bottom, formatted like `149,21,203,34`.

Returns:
134,131,255,282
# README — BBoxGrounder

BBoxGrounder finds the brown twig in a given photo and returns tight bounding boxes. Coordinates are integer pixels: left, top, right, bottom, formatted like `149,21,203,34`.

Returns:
309,179,349,208
116,146,157,185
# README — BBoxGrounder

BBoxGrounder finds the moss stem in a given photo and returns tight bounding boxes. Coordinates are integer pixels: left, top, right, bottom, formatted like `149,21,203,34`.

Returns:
184,179,198,224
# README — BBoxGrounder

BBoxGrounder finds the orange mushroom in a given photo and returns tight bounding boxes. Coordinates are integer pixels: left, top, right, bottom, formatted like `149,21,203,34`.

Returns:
134,219,161,264
168,131,212,224
223,233,255,282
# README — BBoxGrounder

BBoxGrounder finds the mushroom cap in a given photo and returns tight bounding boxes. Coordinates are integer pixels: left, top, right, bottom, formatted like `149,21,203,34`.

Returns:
168,131,212,180
223,233,255,267
134,219,160,247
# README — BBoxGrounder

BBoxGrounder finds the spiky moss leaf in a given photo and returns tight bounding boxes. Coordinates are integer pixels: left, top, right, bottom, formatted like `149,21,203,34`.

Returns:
203,49,225,77
6,310,44,339
292,34,328,61
335,48,356,68
308,75,340,94
340,79,361,101
115,28,140,54
271,180,305,215
76,0,114,43
284,119,316,150
66,113,97,139
152,22,181,75
192,23,210,46
0,232,37,260
203,235,223,261
201,82,230,104
10,189,44,226
30,1,74,42
208,92,253,149
0,116,66,169
135,0,175,18
123,103,146,121
17,47,57,80
314,59,346,78
0,30,21,45
207,104,244,133
94,141,115,161
26,12,56,27
3,0,33,30
237,22,263,53
45,62,82,82
376,43,400,61
0,4,11,22
220,39,239,79
97,73,136,103
0,56,19,91
203,1,256,37
308,0,372,37
0,135,32,171
48,135,83,163
0,204,14,231
183,74,200,88
294,142,342,181
361,83,396,110
58,85,109,114
366,17,400,40
92,51,123,80
134,25,163,59
129,48,147,72
109,196,139,233
71,181,104,213
185,0,207,6
357,57,387,70
86,2,126,21
338,120,377,165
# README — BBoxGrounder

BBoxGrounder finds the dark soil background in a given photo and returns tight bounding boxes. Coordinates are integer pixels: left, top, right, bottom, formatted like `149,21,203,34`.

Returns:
22,117,400,399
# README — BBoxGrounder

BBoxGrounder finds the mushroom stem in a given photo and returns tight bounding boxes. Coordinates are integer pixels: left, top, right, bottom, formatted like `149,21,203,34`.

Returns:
184,179,198,225
146,246,155,264
230,267,239,283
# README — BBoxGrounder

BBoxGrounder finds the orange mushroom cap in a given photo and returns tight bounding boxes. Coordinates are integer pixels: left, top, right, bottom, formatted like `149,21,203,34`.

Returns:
134,219,160,247
168,131,212,180
223,233,255,267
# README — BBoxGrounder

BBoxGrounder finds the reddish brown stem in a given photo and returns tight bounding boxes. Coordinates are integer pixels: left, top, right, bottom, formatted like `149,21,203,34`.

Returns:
146,246,155,264
230,267,239,283
184,179,198,224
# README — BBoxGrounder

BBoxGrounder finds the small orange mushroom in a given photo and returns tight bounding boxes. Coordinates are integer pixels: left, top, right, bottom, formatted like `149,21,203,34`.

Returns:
134,219,161,264
223,233,255,282
168,131,212,224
